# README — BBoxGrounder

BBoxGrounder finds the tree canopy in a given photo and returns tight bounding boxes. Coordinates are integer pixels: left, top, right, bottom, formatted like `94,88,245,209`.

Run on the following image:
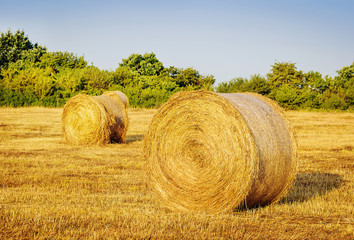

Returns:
217,61,354,110
0,30,46,71
0,30,352,110
0,31,215,107
119,53,164,76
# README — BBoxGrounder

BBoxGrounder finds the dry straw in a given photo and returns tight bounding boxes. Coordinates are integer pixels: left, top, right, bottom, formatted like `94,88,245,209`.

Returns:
144,90,297,213
62,92,129,145
103,90,129,108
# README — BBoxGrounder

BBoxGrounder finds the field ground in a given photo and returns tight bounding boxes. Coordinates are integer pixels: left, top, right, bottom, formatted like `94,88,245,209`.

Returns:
0,107,353,239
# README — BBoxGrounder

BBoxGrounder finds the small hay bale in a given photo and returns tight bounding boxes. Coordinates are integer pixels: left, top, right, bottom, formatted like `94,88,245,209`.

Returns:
62,93,128,145
103,91,129,108
144,90,297,213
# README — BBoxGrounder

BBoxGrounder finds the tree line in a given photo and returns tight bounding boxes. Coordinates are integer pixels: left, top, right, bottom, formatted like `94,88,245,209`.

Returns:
0,30,214,108
217,62,353,110
1,30,353,110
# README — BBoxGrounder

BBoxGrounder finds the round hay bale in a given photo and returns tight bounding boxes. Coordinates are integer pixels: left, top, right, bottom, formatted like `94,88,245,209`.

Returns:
103,91,129,108
62,93,128,145
144,90,297,213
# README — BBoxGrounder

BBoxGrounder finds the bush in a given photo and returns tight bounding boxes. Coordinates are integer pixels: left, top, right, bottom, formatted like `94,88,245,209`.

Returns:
216,61,353,111
1,31,351,110
322,95,348,110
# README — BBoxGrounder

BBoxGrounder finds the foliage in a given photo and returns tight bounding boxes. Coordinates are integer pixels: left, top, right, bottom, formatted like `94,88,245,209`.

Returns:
335,61,354,107
171,67,215,88
217,61,354,111
0,30,352,110
267,62,305,90
113,53,215,107
216,77,248,93
38,51,87,72
0,63,56,106
0,31,215,107
0,30,46,71
119,52,164,76
216,75,270,95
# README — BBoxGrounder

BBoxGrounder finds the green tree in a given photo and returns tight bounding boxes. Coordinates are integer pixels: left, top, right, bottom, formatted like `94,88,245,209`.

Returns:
271,84,310,109
247,74,270,95
175,67,199,87
267,62,305,90
0,30,45,71
55,68,86,97
320,86,348,110
163,66,180,78
266,62,307,109
216,77,248,93
119,52,164,76
335,61,354,107
172,67,215,89
113,66,139,86
0,63,55,106
82,66,114,95
116,53,214,91
304,71,327,93
39,51,87,72
216,75,269,94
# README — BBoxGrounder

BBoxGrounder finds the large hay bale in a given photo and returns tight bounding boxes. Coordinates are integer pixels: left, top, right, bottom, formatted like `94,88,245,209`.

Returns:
103,91,129,108
144,90,297,213
62,93,128,145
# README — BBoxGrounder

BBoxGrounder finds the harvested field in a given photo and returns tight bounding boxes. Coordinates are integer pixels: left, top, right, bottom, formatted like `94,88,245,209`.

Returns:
0,107,353,239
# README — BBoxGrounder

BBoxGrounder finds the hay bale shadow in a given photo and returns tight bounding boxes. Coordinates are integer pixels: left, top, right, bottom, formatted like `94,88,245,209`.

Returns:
236,172,342,212
126,134,144,143
279,172,343,204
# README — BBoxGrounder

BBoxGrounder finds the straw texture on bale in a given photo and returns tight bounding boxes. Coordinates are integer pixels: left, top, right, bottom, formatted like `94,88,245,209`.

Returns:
103,90,129,108
144,90,297,213
62,92,128,145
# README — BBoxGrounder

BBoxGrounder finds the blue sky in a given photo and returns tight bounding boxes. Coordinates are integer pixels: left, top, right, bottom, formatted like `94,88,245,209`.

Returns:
1,0,353,84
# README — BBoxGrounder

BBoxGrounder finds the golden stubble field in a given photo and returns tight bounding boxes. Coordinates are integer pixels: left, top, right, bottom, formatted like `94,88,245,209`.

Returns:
0,107,353,239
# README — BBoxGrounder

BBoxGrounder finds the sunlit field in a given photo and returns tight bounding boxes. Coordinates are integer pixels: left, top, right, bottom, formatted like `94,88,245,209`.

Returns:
0,107,353,239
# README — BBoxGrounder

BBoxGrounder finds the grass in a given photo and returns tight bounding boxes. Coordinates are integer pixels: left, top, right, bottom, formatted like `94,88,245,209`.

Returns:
0,107,353,239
